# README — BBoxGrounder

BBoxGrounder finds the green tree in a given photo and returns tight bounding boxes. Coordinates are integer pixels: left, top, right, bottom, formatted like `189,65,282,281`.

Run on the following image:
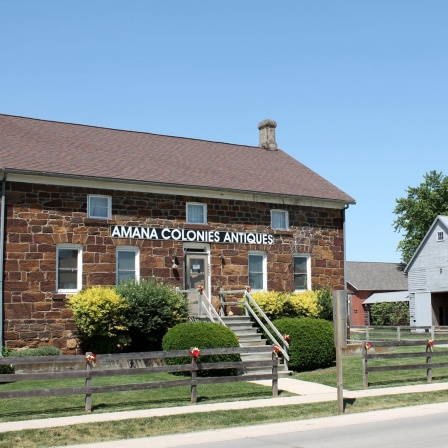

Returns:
369,302,409,326
393,171,448,263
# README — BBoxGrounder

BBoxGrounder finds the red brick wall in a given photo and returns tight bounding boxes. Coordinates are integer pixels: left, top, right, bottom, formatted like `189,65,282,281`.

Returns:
348,290,372,326
3,182,345,352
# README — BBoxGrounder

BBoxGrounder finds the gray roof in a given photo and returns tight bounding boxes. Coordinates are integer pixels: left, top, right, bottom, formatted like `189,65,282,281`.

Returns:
0,114,355,204
363,291,409,304
347,261,408,291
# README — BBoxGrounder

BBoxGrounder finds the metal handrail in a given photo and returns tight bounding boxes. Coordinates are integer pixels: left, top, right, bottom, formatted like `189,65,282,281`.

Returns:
198,290,225,325
244,291,290,362
176,287,225,326
218,288,289,363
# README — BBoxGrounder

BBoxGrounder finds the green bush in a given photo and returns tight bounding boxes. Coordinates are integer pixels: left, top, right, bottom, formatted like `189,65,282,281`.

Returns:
273,317,335,371
162,322,240,377
116,278,189,351
251,290,319,320
1,346,61,374
316,287,333,321
68,286,129,353
370,301,410,326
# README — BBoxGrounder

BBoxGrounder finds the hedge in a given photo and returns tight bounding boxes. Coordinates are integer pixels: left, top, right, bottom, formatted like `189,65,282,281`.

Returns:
162,322,240,376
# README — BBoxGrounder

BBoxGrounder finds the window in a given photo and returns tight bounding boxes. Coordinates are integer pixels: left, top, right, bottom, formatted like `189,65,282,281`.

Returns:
437,231,444,241
116,247,140,284
186,203,207,224
57,244,82,292
271,210,288,230
88,195,111,219
248,251,267,290
294,255,310,291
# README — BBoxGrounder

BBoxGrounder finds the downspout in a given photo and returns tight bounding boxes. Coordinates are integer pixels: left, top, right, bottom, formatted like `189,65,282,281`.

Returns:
0,172,6,350
343,204,349,334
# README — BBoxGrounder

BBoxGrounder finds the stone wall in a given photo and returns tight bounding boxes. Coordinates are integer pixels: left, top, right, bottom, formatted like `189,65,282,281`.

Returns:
3,182,345,352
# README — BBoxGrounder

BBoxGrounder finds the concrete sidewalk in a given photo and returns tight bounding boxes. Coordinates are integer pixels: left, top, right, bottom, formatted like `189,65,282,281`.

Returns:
1,378,448,434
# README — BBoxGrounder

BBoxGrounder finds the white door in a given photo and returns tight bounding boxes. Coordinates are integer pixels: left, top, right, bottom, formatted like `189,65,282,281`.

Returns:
185,253,209,315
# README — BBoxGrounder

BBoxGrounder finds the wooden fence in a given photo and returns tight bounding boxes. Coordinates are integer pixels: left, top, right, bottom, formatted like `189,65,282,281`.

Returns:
362,339,448,388
0,346,278,412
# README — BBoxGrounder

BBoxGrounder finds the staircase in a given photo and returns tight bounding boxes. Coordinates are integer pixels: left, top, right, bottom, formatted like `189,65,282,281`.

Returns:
221,316,291,376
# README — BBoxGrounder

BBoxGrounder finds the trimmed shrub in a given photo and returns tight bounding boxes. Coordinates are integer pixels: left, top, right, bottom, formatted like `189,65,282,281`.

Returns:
116,278,189,351
251,290,319,320
273,317,335,371
370,301,410,326
68,286,129,353
162,322,240,376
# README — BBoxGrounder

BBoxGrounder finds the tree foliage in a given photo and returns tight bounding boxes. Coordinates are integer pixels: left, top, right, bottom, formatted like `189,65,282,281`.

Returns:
393,171,448,263
116,278,189,351
369,302,410,326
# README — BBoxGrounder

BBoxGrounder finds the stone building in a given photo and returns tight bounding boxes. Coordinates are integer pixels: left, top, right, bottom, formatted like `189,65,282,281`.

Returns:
0,114,355,352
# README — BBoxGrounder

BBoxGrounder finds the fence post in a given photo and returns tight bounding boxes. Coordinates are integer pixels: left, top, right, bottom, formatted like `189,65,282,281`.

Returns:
85,352,93,412
362,343,368,388
431,326,435,340
190,355,198,403
272,351,278,398
397,326,401,341
365,326,369,341
426,340,433,382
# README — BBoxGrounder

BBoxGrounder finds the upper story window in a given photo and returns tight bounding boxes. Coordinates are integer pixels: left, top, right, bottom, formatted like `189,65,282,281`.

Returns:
271,210,288,230
186,203,207,224
88,195,111,219
116,246,140,285
294,254,311,291
57,244,82,293
248,251,267,291
437,231,445,241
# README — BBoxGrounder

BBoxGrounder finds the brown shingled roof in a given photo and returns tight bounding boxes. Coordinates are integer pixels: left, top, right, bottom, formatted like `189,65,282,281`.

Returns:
0,114,355,204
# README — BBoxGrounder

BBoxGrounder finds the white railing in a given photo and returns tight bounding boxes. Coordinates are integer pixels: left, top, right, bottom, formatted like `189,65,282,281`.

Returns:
219,288,290,365
176,287,225,326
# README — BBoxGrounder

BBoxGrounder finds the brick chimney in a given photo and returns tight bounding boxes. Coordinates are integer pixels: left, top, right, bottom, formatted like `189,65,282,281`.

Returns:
258,119,277,151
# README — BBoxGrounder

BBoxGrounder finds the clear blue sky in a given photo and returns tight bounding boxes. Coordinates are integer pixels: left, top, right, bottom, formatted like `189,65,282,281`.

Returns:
1,1,447,263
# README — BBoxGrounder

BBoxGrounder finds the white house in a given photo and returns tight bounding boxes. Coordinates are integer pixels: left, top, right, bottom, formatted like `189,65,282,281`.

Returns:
405,215,448,328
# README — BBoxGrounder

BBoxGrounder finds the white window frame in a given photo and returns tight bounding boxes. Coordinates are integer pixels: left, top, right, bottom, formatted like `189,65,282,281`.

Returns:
87,195,112,220
293,254,311,291
186,202,207,225
271,209,289,230
116,246,140,285
248,251,267,291
437,231,445,242
57,244,82,293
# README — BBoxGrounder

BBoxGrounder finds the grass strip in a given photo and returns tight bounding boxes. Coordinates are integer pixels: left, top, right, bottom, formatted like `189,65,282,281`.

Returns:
2,390,448,448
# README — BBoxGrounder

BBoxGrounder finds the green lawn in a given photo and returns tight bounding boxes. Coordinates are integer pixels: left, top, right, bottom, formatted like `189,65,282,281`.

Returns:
295,345,448,389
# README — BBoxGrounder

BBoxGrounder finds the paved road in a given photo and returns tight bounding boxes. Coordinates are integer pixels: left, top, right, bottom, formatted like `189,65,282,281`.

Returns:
65,401,448,448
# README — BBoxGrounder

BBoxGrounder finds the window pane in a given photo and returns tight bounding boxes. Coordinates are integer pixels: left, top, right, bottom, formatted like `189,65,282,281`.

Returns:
59,271,77,290
294,274,307,290
118,271,135,284
294,256,308,290
294,257,307,273
59,250,78,269
58,249,78,290
187,204,204,223
118,251,135,271
90,196,109,218
249,272,263,290
249,255,263,272
117,250,136,284
249,254,264,290
272,211,286,229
